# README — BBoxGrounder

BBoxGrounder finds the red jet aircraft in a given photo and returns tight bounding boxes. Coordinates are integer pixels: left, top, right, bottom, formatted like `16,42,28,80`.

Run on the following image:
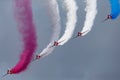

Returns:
103,15,112,22
71,30,88,39
49,40,65,48
1,69,13,78
33,54,41,61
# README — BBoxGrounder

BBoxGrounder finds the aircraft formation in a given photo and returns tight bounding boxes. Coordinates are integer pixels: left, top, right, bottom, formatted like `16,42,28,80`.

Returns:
1,0,120,79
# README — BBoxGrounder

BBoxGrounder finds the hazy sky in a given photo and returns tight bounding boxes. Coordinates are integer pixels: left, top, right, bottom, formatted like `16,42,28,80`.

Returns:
0,0,120,80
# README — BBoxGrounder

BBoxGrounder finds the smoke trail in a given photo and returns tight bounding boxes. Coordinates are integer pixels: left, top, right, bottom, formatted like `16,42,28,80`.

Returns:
58,0,78,45
109,0,120,19
37,0,61,58
10,0,37,74
80,0,97,36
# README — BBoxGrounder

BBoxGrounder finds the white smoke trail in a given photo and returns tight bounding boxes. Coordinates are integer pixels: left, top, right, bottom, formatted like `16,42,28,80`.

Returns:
58,0,78,45
38,0,61,58
81,0,97,36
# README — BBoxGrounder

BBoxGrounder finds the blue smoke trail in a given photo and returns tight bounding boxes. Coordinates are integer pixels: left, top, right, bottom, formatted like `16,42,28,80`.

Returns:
109,0,120,19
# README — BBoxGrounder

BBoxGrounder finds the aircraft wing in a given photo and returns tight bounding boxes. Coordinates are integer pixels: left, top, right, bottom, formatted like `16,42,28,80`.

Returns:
70,35,78,40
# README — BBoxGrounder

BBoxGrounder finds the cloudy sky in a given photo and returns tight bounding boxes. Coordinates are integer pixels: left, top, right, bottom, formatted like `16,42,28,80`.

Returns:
0,0,120,80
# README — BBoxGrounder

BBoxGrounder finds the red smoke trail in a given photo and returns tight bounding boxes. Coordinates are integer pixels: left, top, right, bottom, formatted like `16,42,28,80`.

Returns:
10,0,37,74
